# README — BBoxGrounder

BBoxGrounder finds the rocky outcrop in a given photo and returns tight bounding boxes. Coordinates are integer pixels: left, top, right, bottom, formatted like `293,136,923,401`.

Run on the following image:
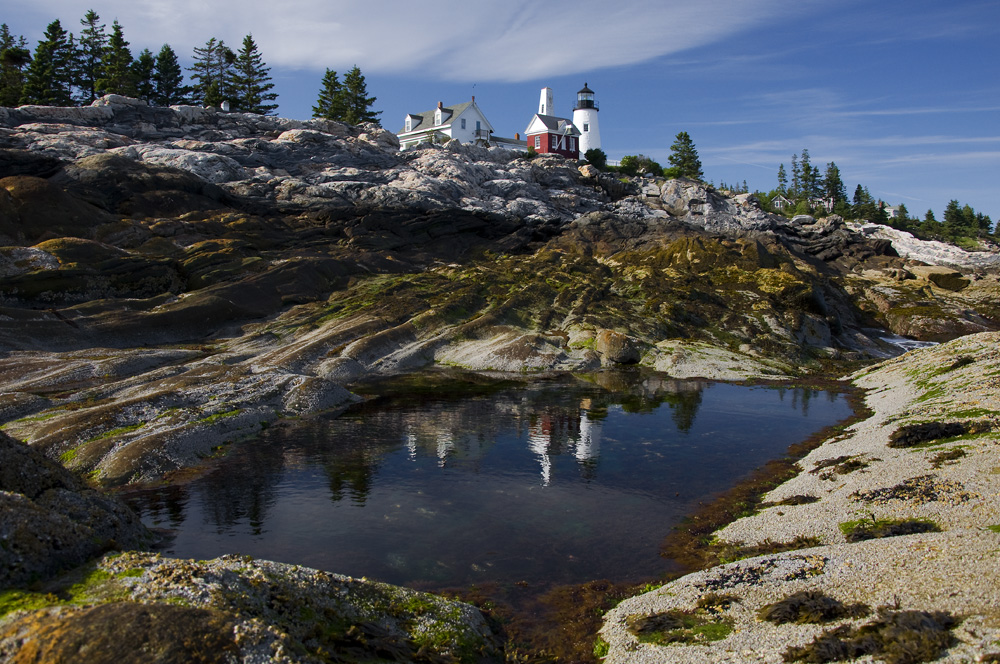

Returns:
0,552,502,663
0,432,150,588
0,96,997,486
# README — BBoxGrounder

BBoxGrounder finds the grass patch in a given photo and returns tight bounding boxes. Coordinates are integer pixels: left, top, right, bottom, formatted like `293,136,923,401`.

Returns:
87,422,145,442
592,636,609,658
782,609,958,664
759,590,870,625
839,517,940,543
627,610,733,646
987,524,1000,533
197,409,241,425
0,589,60,617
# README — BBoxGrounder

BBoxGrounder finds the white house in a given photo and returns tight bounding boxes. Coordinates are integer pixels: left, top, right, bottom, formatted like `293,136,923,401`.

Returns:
396,97,495,149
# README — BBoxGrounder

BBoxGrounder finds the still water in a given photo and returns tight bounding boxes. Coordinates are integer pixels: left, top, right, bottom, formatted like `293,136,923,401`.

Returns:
124,374,852,590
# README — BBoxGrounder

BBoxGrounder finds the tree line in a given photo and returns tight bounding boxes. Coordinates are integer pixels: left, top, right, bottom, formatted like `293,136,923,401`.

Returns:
758,148,996,244
0,13,380,124
583,131,704,181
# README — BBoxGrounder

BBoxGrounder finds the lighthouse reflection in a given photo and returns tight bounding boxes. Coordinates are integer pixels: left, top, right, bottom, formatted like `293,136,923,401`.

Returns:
123,374,851,590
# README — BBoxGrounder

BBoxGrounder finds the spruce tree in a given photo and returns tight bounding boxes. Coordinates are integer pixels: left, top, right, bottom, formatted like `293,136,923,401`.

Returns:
96,20,135,97
340,65,380,125
822,162,846,206
231,34,277,114
776,163,787,193
0,24,31,107
132,48,155,103
666,131,703,180
20,20,76,106
189,38,234,107
76,9,107,104
789,154,800,199
153,44,187,105
312,68,345,120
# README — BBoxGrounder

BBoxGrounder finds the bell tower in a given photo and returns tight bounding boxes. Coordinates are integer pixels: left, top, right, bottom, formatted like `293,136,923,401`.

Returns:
573,83,601,154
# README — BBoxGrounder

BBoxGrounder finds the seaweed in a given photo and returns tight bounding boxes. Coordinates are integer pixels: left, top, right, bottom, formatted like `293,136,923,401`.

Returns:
929,447,966,469
758,590,870,625
626,609,732,646
888,420,990,448
839,517,940,543
782,609,959,664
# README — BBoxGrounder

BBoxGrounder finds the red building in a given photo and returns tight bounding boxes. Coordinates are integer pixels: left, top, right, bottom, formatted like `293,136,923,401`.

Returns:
524,87,581,159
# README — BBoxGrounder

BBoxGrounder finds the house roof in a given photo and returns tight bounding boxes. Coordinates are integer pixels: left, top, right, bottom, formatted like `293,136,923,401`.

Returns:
397,101,476,135
525,114,581,136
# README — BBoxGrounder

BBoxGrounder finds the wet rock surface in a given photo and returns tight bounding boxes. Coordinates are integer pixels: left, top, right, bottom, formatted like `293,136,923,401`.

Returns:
0,432,150,588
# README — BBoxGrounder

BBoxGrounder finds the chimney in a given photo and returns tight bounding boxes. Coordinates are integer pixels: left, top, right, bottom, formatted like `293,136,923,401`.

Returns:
471,95,475,103
437,101,443,109
515,132,520,140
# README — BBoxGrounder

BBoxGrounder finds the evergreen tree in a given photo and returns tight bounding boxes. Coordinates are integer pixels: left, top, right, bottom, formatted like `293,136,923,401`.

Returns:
789,154,800,199
340,65,380,125
776,163,787,193
584,148,608,170
312,68,344,120
822,162,847,206
20,20,76,106
231,34,277,114
152,44,187,106
131,48,155,103
76,9,107,104
666,131,703,180
96,20,135,96
0,24,31,107
189,38,234,106
942,199,965,238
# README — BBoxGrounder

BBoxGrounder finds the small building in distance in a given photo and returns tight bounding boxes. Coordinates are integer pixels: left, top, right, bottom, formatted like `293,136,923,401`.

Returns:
524,87,581,160
397,98,494,149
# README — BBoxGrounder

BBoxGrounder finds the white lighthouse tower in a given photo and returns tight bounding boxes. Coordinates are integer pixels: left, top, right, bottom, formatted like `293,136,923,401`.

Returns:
572,83,601,154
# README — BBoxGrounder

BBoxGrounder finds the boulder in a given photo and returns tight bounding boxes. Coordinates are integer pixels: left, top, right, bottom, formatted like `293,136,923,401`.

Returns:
0,432,151,588
594,329,641,364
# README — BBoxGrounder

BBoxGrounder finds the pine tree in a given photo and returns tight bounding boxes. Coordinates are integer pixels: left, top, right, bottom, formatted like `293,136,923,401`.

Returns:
153,44,187,106
789,154,801,199
96,20,135,97
340,65,380,125
189,38,234,107
666,131,703,180
0,24,31,107
231,34,277,114
312,68,345,120
20,20,76,106
76,9,107,104
132,48,155,103
822,162,846,206
776,163,787,193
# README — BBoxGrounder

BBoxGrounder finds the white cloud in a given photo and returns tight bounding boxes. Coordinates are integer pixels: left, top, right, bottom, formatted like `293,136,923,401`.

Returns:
17,0,804,79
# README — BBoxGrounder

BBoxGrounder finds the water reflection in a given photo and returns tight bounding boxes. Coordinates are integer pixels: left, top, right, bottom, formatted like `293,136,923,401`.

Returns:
124,375,852,589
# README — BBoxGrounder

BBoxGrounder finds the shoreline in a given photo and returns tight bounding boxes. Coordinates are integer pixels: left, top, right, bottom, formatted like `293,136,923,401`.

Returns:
599,330,1000,663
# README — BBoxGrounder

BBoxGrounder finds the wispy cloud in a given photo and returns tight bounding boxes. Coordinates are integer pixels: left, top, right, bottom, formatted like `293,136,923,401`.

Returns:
16,0,809,80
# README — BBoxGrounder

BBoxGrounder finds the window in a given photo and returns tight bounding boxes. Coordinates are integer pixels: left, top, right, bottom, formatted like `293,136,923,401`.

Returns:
551,135,558,149
534,136,541,149
435,109,442,125
583,123,589,132
405,118,411,132
461,118,466,129
476,120,481,131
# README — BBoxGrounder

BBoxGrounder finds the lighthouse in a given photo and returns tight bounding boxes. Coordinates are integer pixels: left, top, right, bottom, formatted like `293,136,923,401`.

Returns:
572,83,601,154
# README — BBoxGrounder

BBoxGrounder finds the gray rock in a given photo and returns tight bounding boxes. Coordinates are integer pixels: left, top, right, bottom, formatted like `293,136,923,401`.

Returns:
0,432,151,588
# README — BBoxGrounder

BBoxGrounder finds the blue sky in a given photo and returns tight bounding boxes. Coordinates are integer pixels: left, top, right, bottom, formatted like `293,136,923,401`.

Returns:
6,0,999,219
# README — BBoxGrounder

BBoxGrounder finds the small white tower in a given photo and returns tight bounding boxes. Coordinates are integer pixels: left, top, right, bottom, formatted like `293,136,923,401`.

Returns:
573,83,601,154
539,87,554,115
